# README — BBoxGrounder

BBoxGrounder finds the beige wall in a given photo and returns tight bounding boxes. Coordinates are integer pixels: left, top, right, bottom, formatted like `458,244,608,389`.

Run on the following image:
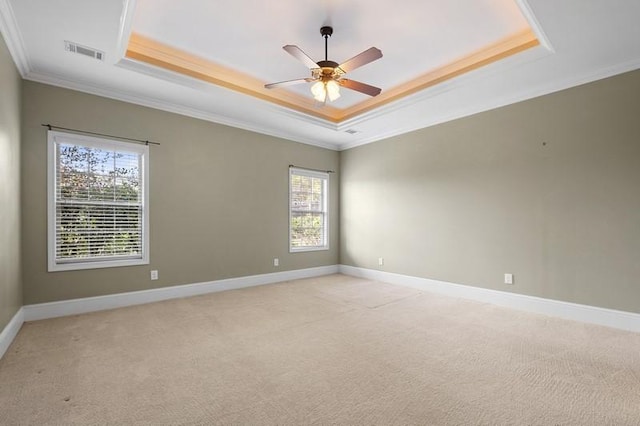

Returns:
0,33,22,329
21,81,339,304
13,63,640,313
340,70,640,313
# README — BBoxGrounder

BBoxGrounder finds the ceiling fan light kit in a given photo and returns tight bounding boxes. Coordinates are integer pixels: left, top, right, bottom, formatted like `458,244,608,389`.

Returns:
312,79,341,102
265,26,383,104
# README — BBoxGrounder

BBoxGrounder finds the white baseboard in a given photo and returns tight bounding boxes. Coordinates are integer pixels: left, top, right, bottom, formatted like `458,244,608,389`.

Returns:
0,307,24,359
339,265,640,333
8,263,636,361
23,265,339,322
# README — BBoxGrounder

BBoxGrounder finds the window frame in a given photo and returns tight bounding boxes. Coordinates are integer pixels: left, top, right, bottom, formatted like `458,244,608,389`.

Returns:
288,167,330,253
47,130,150,272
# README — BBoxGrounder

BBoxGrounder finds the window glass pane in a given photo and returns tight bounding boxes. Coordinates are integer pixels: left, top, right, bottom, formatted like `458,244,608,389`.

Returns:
51,132,147,268
289,169,328,251
56,204,142,259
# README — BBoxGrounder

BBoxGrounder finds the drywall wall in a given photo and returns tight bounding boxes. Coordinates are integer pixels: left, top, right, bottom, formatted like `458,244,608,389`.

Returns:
21,81,339,304
0,32,22,329
340,69,640,314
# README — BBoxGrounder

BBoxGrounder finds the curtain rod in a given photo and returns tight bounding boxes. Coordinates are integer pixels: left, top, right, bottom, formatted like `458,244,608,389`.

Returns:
289,164,335,174
42,124,160,146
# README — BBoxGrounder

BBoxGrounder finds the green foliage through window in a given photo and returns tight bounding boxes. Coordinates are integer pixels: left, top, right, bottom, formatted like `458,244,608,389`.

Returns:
54,140,144,263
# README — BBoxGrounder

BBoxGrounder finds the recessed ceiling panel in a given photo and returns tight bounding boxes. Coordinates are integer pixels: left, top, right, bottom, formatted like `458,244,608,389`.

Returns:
129,0,536,115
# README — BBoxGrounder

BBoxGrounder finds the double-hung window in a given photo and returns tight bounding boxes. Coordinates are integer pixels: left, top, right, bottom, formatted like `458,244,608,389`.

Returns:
289,167,329,252
47,131,149,271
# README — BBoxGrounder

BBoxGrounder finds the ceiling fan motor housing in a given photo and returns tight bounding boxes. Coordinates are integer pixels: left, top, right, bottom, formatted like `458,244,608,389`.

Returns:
313,62,342,82
320,26,333,37
317,60,339,68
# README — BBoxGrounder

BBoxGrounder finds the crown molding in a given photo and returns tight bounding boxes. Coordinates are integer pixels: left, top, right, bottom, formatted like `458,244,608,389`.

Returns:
336,29,539,122
117,56,341,133
10,0,640,152
242,31,543,142
24,70,340,150
123,25,539,124
337,56,640,151
24,52,640,153
336,44,555,149
26,52,640,154
124,32,342,122
0,0,31,76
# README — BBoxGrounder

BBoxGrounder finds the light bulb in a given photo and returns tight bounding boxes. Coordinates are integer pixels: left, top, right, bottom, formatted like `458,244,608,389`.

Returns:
311,81,326,102
326,80,341,102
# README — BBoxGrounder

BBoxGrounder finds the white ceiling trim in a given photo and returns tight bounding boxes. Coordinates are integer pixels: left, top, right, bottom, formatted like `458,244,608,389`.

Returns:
0,0,30,76
332,1,551,132
333,44,553,133
116,56,341,133
3,1,640,151
23,52,640,153
116,0,547,137
266,32,544,134
24,70,340,150
115,27,545,143
338,56,640,151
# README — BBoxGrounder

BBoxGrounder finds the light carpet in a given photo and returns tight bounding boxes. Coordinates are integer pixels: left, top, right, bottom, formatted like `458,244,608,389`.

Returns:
1,274,639,425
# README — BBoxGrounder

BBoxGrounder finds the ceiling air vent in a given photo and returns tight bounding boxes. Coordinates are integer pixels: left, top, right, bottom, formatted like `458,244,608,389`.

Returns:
345,129,359,135
64,41,105,61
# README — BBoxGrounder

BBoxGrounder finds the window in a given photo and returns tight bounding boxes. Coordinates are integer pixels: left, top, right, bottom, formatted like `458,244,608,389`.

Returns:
289,167,329,252
47,131,149,271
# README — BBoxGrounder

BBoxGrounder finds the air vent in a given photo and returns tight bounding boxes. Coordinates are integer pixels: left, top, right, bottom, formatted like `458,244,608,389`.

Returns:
345,129,359,134
64,41,105,61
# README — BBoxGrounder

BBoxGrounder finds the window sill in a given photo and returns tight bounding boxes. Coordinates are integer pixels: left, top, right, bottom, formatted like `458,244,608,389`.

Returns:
289,246,330,253
48,257,149,272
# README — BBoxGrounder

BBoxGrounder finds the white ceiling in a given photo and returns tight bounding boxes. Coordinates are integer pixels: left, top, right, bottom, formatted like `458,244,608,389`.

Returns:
131,0,530,108
1,0,639,150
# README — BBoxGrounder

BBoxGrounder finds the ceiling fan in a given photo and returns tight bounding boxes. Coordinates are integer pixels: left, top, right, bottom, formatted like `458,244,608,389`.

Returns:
264,26,383,103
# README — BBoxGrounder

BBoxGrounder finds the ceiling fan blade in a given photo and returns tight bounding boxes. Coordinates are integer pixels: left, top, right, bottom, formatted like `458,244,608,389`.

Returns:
338,47,383,73
339,79,382,97
283,45,319,69
264,78,314,89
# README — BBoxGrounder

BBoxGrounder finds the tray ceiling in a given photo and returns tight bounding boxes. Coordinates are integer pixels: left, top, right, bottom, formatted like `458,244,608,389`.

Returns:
1,0,640,149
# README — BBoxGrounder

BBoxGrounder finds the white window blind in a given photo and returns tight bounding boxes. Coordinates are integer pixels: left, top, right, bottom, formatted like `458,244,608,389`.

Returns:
289,167,329,252
48,131,149,271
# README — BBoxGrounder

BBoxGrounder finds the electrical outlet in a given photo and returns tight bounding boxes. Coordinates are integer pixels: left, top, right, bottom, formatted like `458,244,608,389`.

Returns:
273,258,279,267
378,257,384,266
150,270,158,280
504,273,513,285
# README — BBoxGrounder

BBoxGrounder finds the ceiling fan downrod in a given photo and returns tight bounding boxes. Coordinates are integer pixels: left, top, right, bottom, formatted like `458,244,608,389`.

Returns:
320,26,332,61
317,26,338,71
